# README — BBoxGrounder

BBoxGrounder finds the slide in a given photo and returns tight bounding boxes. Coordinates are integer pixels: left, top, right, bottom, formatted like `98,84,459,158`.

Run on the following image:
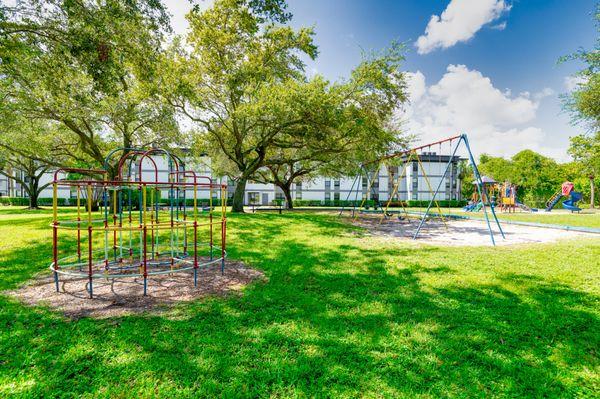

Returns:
545,191,563,212
463,201,483,212
546,182,577,212
516,201,537,212
463,203,476,211
562,191,582,212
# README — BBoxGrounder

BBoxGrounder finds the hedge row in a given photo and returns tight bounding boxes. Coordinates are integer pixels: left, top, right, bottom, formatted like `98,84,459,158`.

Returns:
1,196,467,208
291,199,468,208
0,197,68,206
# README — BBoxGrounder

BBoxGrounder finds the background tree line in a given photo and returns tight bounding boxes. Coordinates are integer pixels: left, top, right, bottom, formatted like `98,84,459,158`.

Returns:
459,149,597,209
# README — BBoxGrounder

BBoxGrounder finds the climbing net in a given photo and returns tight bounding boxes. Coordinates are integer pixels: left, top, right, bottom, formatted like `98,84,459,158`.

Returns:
49,148,227,297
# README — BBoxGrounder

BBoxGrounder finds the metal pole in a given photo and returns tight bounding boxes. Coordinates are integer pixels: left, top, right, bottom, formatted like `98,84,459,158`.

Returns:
463,134,505,242
413,137,462,240
52,182,59,292
338,174,359,217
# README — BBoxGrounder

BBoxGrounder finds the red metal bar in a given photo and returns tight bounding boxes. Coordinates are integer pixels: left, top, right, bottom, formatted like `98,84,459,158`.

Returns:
362,134,463,166
143,226,148,278
52,179,222,188
137,149,179,183
221,218,226,256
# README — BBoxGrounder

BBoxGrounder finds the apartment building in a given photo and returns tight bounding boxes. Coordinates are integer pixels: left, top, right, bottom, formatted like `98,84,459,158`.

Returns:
0,152,463,205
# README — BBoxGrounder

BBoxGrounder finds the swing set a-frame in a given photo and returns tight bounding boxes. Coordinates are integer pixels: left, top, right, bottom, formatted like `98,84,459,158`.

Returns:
339,134,505,246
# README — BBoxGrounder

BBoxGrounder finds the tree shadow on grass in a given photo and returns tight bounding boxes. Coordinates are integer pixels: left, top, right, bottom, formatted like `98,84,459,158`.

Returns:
0,214,598,397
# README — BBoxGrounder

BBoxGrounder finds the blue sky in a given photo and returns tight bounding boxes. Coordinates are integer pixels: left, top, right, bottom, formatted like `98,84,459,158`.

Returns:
165,0,597,160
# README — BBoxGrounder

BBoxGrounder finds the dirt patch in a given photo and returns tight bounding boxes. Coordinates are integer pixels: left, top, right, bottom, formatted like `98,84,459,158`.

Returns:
348,215,595,246
8,259,264,319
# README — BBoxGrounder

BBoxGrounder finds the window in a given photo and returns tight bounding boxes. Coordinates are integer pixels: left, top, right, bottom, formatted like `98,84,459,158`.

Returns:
325,192,331,201
325,180,331,189
334,180,340,190
275,192,284,201
248,192,260,205
334,192,340,201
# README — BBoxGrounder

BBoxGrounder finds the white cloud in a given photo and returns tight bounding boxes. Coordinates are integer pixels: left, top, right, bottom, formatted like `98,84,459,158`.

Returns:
401,65,562,159
564,75,587,92
163,0,214,36
415,0,511,54
490,21,507,30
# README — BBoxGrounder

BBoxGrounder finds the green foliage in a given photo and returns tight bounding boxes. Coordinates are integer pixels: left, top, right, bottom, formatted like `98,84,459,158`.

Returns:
0,197,67,206
0,0,179,168
167,0,407,212
477,150,568,206
0,209,599,397
561,4,600,130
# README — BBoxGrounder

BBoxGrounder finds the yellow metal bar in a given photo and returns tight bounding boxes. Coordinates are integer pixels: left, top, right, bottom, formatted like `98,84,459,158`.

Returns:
415,152,447,228
221,186,226,216
379,152,415,223
113,189,117,216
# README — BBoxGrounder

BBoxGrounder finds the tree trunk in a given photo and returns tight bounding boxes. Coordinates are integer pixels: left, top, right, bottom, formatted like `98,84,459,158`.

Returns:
280,182,294,209
27,178,40,209
591,176,595,209
231,178,247,213
28,192,39,209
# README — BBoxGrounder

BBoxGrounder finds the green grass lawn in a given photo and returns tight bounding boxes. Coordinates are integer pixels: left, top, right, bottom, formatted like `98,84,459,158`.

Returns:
1,207,599,398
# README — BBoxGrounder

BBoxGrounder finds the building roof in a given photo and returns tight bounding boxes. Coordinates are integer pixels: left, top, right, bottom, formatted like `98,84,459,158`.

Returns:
472,175,496,185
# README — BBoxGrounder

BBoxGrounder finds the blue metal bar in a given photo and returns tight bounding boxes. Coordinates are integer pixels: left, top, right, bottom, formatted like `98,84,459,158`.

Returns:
413,136,462,240
463,134,505,241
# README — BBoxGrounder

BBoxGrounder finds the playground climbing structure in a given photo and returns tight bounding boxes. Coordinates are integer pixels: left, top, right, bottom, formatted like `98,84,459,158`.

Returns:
49,148,227,298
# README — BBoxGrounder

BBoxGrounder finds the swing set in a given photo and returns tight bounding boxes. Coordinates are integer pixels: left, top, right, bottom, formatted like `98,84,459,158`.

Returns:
339,134,504,246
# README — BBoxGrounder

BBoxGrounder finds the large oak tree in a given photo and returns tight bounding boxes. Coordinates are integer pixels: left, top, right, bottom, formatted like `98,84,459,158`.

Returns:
0,0,179,175
166,0,407,212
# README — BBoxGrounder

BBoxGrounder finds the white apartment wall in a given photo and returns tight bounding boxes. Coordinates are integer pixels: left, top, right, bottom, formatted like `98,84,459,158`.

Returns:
2,154,462,204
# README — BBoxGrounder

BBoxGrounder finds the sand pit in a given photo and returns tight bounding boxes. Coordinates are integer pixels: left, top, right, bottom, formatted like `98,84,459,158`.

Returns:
350,216,595,246
9,259,264,319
